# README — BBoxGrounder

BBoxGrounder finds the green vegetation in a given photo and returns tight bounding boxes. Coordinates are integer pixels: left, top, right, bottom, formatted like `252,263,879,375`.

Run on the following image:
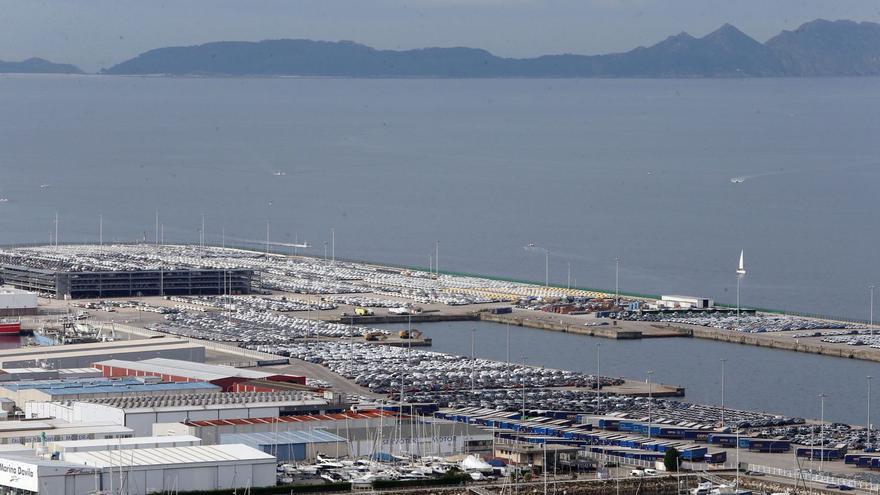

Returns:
663,447,681,472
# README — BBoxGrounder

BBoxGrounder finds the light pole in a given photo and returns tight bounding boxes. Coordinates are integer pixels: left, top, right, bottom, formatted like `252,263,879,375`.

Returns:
819,393,826,470
869,376,874,452
615,257,620,304
567,262,571,290
870,286,876,336
506,323,511,366
521,355,527,420
647,370,654,439
524,244,550,287
736,250,746,318
721,358,727,428
323,242,328,262
595,343,601,396
331,228,335,263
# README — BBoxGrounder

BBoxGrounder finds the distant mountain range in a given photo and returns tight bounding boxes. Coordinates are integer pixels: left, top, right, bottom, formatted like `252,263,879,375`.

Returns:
0,57,82,74
6,19,880,77
102,19,880,78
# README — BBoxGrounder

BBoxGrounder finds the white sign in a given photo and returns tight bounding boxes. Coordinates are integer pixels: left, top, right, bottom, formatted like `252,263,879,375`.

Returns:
0,458,39,492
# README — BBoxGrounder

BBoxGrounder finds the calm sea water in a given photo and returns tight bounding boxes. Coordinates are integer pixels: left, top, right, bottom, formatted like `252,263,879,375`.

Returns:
381,320,875,426
3,75,879,318
1,75,879,318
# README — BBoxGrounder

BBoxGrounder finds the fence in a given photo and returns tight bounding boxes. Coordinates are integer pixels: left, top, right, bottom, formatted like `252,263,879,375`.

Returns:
746,463,880,492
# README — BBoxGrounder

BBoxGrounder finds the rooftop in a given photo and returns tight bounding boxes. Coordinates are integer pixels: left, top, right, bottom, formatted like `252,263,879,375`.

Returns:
52,435,201,449
62,443,275,468
0,337,192,358
221,429,346,446
71,390,325,411
184,410,395,427
94,357,275,382
0,377,220,396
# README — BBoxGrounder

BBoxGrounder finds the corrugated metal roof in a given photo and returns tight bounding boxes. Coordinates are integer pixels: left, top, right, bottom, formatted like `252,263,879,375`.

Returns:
62,444,275,468
94,358,274,382
0,377,219,395
221,429,346,446
185,410,395,428
52,435,201,449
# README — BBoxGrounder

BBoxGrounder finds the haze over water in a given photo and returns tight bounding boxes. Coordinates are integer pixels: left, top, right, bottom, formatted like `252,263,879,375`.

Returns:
1,75,880,319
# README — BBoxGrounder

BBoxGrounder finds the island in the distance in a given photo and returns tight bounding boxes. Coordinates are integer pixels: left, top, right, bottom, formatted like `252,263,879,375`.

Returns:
0,57,83,74
101,19,880,78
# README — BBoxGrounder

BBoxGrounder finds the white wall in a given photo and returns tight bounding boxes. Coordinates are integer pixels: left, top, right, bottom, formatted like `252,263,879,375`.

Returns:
0,292,37,310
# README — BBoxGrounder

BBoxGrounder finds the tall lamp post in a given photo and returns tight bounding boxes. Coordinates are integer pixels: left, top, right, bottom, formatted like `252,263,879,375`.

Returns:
615,257,621,304
870,285,876,336
819,393,826,471
647,370,655,439
524,244,550,287
869,376,873,452
736,250,746,318
721,358,727,428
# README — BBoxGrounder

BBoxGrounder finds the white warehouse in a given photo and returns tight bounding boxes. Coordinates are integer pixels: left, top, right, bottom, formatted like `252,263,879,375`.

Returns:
0,287,38,316
0,444,276,494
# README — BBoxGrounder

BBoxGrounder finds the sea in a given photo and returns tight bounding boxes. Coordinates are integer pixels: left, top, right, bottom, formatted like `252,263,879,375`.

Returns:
1,74,879,423
381,320,873,426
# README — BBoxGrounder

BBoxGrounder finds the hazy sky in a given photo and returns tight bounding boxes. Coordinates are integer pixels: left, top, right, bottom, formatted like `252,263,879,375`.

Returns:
2,0,879,72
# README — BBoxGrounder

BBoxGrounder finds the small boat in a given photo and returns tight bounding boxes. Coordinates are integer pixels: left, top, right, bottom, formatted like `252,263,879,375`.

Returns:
730,177,745,183
0,198,8,203
40,184,51,189
272,171,287,176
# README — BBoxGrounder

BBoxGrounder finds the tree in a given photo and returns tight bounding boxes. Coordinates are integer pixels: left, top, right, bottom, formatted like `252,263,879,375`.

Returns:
664,447,681,472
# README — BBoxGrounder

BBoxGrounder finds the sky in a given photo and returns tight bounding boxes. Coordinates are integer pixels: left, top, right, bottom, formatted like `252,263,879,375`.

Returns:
1,0,879,73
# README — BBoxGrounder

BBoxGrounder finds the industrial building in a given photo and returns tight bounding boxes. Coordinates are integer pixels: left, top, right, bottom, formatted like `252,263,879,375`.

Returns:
0,367,103,382
160,410,493,457
93,357,306,391
0,419,133,445
221,430,347,461
0,377,220,403
659,295,714,309
28,391,348,436
50,435,201,453
0,338,205,369
0,287,38,316
0,261,254,299
0,444,276,494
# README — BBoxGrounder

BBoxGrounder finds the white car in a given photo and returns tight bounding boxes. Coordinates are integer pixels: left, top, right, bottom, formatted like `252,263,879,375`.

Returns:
631,469,645,477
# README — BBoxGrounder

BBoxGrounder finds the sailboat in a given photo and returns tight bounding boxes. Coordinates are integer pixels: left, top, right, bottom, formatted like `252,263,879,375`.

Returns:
736,250,746,276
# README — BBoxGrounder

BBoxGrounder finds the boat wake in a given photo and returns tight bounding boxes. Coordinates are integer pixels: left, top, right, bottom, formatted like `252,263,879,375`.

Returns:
730,169,792,184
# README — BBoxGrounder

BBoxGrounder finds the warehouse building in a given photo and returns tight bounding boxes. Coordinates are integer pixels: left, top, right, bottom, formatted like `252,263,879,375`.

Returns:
221,430,347,462
50,435,201,453
0,367,103,382
659,295,714,309
93,357,305,391
29,391,347,436
0,443,275,494
0,377,220,404
0,261,254,300
0,338,205,369
0,419,133,446
0,287,38,316
161,410,493,457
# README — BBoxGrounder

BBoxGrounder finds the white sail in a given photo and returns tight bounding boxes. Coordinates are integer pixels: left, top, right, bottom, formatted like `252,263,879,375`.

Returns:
737,250,746,275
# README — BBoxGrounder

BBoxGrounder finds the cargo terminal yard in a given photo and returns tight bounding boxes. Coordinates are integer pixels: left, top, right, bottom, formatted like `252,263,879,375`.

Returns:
0,243,878,493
